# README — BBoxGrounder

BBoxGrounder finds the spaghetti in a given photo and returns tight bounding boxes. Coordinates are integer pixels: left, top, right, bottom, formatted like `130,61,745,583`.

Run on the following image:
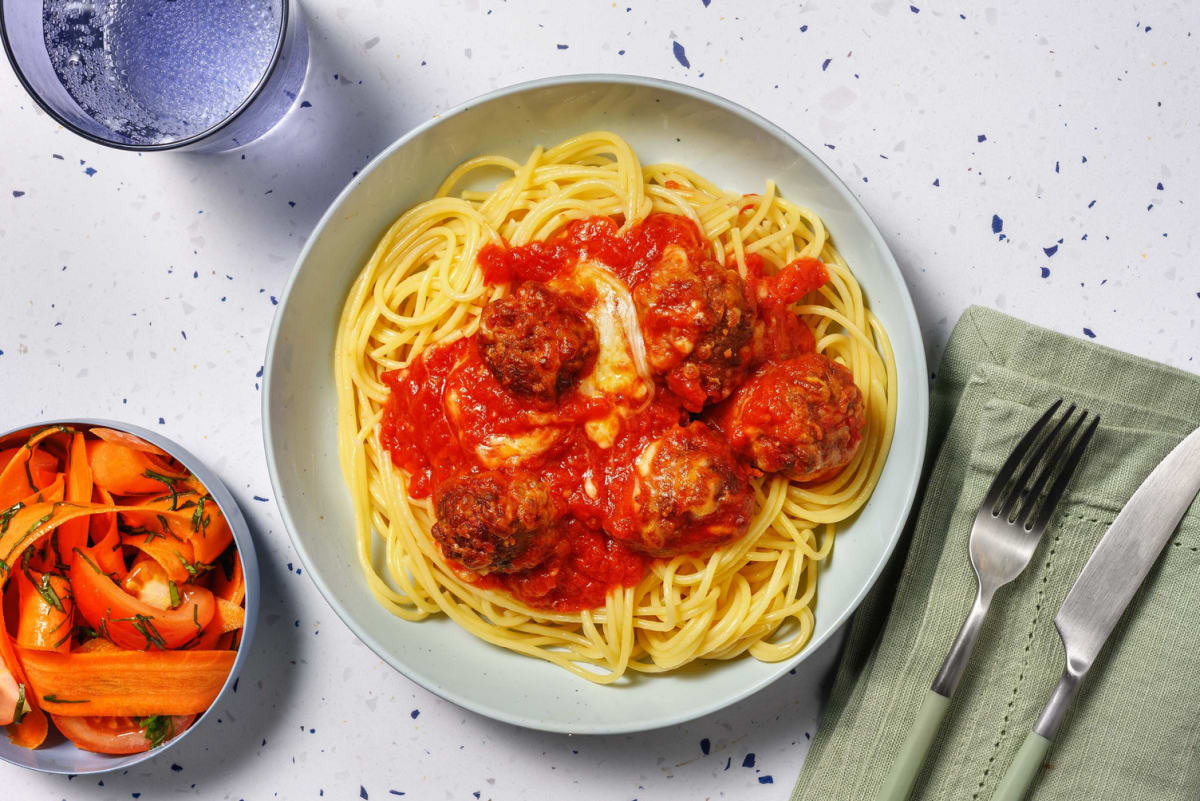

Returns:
335,131,896,683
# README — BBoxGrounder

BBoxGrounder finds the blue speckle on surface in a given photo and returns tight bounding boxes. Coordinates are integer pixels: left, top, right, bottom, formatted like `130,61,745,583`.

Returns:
702,0,711,5
1041,267,1050,278
170,764,182,772
253,495,268,502
821,57,831,70
360,787,369,800
800,24,808,31
723,757,731,770
700,738,711,755
158,417,165,424
1088,199,1096,208
932,178,940,186
1081,155,1087,163
1083,327,1096,338
410,709,420,719
556,43,568,49
1156,182,1164,190
1055,161,1060,173
1043,244,1058,257
84,166,97,177
673,41,690,68
388,793,406,797
977,134,987,142
758,776,774,784
991,214,1003,234
618,49,626,55
300,100,312,108
743,753,756,767
910,4,919,11
12,190,24,197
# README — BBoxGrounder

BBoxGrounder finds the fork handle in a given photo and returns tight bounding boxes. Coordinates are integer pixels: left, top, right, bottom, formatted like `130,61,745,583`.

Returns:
990,731,1052,801
876,690,952,801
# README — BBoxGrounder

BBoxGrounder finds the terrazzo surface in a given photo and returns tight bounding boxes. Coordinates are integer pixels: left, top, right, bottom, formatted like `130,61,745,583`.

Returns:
1,1,1196,799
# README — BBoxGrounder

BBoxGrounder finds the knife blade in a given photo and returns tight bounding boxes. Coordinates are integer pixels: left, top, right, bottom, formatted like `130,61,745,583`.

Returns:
1046,423,1200,720
992,424,1200,801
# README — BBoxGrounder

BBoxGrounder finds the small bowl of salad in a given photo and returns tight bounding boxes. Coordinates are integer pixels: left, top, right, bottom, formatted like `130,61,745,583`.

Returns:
0,419,258,773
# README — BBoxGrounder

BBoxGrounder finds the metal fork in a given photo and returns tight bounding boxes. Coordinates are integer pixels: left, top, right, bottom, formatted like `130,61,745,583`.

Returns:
877,399,1100,801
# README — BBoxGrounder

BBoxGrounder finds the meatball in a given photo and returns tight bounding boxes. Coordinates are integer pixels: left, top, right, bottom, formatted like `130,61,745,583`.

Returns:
609,422,755,557
431,471,561,573
632,244,755,411
479,282,599,406
713,353,865,482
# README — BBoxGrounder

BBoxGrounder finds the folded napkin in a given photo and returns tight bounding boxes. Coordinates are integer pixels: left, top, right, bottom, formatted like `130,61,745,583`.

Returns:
792,306,1200,801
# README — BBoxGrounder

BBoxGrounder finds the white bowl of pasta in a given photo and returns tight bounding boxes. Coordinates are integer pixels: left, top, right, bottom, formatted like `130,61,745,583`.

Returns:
264,74,928,733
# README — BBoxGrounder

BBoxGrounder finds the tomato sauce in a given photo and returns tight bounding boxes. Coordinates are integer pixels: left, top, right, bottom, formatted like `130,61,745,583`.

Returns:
379,213,830,612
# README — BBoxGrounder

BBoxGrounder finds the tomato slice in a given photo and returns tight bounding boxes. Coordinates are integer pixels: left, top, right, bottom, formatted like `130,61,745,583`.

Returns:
52,714,195,754
123,557,173,610
70,546,215,650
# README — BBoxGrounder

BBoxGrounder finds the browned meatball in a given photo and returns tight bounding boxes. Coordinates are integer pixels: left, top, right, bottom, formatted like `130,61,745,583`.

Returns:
607,422,755,557
632,245,755,411
711,353,865,482
478,282,598,406
431,471,561,573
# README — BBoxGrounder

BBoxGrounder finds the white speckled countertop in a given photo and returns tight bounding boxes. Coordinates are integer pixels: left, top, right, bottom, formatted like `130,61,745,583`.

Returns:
1,1,1196,799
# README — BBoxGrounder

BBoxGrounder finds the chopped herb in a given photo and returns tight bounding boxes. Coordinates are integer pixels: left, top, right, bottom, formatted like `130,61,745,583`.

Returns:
26,512,53,537
193,603,201,636
139,715,174,748
43,694,90,704
168,581,181,609
191,496,208,535
144,470,183,510
73,547,102,574
111,613,167,649
156,514,174,537
13,684,27,724
51,628,74,649
33,573,65,613
0,502,24,534
178,553,198,577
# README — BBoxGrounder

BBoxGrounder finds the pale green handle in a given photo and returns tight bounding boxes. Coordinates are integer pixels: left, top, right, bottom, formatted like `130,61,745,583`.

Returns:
876,690,952,801
991,730,1052,801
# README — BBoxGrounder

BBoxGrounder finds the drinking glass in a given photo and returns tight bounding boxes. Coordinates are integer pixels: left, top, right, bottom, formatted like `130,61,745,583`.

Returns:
1,0,309,152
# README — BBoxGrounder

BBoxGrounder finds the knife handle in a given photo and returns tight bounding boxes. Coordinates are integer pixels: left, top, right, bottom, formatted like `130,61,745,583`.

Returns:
875,690,952,801
990,730,1052,801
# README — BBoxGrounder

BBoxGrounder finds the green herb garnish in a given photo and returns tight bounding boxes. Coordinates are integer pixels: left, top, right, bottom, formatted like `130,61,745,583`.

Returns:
138,715,174,748
13,684,27,724
168,581,181,609
0,501,23,534
42,694,89,704
143,470,183,510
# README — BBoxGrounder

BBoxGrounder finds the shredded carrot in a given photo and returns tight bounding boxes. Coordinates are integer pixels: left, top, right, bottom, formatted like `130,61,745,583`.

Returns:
86,440,186,496
17,648,236,717
15,570,73,654
58,433,93,564
88,427,169,457
0,426,245,753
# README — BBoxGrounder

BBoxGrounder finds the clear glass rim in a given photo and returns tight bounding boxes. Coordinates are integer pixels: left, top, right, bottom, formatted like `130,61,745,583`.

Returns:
0,0,292,152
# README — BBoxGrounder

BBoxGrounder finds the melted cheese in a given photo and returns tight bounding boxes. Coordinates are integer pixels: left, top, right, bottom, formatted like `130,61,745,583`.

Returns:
553,261,654,448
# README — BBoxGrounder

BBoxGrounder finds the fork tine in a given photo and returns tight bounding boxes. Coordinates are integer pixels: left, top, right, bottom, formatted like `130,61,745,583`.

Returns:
1024,413,1101,533
980,399,1064,512
1014,409,1089,525
998,403,1077,520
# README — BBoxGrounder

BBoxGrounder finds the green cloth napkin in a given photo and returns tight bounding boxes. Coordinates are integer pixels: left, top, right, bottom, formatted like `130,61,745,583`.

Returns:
792,306,1200,801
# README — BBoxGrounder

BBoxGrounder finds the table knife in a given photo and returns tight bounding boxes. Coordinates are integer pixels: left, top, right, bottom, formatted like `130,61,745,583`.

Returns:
991,424,1200,801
